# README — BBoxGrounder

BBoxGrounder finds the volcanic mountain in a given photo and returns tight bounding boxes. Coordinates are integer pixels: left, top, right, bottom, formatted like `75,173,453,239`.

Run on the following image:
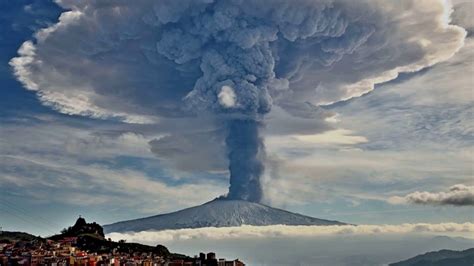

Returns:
103,198,345,233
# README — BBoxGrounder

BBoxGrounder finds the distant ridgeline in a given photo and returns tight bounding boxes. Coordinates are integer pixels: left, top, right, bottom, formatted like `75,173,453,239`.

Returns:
390,248,474,266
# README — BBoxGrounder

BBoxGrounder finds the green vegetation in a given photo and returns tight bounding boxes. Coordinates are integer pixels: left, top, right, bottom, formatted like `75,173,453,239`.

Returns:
0,231,43,243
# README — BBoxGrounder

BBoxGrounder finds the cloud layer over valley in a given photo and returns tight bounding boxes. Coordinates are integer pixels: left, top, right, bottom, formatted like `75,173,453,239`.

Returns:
108,223,474,266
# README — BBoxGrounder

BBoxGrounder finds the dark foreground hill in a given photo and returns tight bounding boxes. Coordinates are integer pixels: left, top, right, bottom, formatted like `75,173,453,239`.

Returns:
0,231,42,243
49,217,176,258
104,198,345,233
389,248,474,266
49,216,105,241
0,217,180,259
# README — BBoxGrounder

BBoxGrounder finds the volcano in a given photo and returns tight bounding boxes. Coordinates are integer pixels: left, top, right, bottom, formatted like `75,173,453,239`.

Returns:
103,198,345,233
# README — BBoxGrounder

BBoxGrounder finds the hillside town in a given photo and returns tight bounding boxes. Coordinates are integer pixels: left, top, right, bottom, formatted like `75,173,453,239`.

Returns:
0,218,245,266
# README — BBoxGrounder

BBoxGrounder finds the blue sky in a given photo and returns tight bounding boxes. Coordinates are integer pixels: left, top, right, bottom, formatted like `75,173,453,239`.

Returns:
0,0,473,237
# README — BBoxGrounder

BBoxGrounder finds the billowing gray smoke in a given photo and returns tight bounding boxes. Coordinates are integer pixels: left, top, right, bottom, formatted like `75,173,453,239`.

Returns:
11,0,466,202
152,0,374,201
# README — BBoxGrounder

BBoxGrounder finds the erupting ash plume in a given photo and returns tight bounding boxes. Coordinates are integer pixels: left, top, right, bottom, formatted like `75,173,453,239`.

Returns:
226,120,265,202
10,0,466,202
140,0,378,202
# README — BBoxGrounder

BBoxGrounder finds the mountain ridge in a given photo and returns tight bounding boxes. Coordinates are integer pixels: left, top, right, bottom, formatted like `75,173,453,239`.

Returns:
104,198,345,233
389,248,474,266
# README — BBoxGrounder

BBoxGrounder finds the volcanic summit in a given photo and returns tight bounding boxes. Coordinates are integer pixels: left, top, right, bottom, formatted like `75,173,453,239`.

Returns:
103,198,345,233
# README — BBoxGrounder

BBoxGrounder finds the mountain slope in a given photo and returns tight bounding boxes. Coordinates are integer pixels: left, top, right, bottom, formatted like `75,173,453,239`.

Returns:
389,248,474,266
0,231,42,243
104,198,344,233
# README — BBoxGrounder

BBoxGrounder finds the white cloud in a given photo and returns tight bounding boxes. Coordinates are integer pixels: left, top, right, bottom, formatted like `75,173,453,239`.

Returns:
288,0,466,106
261,148,473,208
0,119,156,160
107,223,474,242
389,184,474,206
0,154,226,213
267,129,368,148
35,10,82,42
0,117,227,214
263,113,367,157
218,85,237,108
370,39,474,107
9,41,38,90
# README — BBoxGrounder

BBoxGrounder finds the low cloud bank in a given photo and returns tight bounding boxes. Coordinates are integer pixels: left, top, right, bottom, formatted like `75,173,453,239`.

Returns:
389,185,474,206
107,223,474,266
107,223,474,242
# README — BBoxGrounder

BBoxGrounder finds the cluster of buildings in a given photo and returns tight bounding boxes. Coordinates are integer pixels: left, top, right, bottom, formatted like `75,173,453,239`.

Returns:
0,237,244,266
186,252,245,266
0,236,161,265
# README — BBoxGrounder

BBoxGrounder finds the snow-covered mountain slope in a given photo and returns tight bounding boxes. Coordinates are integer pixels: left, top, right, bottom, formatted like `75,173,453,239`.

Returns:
103,198,345,233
